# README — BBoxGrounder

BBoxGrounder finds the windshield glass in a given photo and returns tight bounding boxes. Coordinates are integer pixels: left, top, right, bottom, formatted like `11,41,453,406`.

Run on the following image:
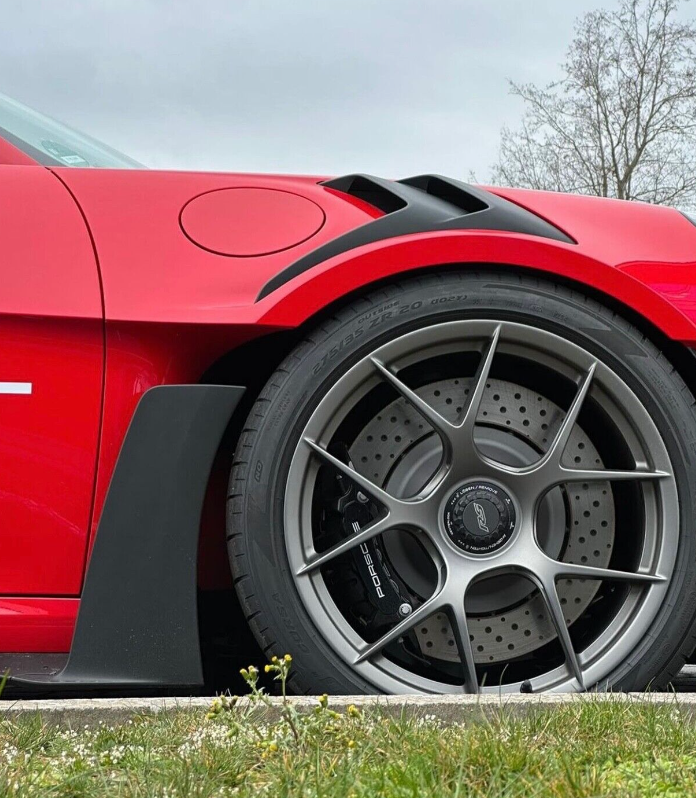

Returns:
0,93,142,168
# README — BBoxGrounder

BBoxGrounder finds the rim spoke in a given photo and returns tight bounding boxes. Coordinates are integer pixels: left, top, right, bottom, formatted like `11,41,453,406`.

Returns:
305,439,404,514
553,561,665,584
370,358,456,444
459,325,501,432
556,467,670,484
296,515,393,576
448,601,478,693
534,575,585,690
542,362,596,467
354,591,446,664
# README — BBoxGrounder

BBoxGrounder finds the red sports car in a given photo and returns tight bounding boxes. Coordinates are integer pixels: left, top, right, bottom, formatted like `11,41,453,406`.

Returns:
2,92,696,696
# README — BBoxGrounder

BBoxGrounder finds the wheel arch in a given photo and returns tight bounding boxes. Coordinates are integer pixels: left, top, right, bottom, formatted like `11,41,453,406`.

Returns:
224,264,696,694
225,258,696,411
256,233,696,345
197,255,696,679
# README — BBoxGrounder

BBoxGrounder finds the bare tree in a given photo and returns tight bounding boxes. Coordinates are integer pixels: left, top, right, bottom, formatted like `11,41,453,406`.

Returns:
491,0,696,207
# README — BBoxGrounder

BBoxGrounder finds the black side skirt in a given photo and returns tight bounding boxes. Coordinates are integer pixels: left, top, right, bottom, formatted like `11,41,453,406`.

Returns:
4,384,244,692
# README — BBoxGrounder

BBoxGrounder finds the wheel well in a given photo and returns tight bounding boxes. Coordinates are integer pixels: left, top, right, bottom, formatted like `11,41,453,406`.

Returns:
197,332,303,689
195,262,696,688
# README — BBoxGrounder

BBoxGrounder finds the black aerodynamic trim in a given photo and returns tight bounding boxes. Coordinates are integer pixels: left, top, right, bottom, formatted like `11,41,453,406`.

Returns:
4,384,244,693
257,174,575,300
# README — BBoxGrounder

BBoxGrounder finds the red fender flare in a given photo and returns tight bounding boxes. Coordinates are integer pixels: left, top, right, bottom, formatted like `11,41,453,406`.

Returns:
255,231,696,344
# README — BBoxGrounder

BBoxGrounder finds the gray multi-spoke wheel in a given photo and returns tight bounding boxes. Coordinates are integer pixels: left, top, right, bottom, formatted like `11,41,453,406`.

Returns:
228,272,696,694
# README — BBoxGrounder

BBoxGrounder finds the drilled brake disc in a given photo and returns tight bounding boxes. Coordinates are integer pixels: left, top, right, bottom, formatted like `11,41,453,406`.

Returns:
349,378,615,664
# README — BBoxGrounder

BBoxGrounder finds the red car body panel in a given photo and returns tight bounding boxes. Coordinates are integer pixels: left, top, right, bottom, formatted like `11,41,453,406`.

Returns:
0,166,103,651
2,157,696,655
0,169,103,590
0,599,77,653
51,168,371,321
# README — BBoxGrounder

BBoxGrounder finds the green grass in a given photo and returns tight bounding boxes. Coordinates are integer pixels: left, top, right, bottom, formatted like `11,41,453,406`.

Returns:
1,697,696,797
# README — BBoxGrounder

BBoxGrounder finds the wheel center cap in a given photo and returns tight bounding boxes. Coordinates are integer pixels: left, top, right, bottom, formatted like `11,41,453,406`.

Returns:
443,481,517,555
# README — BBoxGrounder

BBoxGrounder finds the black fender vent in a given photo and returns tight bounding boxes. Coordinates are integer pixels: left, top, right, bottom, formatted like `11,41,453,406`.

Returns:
400,174,488,215
325,174,408,214
257,174,574,300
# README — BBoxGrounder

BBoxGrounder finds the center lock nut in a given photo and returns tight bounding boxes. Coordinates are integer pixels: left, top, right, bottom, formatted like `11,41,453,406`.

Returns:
443,481,516,555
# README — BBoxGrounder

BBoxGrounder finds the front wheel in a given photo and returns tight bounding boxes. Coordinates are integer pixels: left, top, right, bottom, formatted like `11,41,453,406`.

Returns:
228,272,696,694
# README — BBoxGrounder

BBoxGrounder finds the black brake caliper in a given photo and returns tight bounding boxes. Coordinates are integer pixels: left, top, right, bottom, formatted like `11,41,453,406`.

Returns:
334,469,412,626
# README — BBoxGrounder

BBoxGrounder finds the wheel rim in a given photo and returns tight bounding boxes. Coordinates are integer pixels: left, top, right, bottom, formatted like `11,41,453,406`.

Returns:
284,320,678,693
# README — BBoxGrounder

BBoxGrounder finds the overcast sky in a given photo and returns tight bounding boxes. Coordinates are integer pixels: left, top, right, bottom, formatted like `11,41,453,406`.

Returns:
3,0,688,179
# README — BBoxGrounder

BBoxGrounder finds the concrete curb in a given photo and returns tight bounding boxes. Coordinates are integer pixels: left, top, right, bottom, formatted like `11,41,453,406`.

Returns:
2,692,696,727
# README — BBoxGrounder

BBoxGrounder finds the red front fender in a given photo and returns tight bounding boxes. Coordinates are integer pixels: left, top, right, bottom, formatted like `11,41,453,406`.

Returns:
255,230,696,344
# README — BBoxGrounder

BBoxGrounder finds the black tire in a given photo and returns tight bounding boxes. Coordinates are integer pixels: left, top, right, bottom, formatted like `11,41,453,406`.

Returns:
227,271,696,694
